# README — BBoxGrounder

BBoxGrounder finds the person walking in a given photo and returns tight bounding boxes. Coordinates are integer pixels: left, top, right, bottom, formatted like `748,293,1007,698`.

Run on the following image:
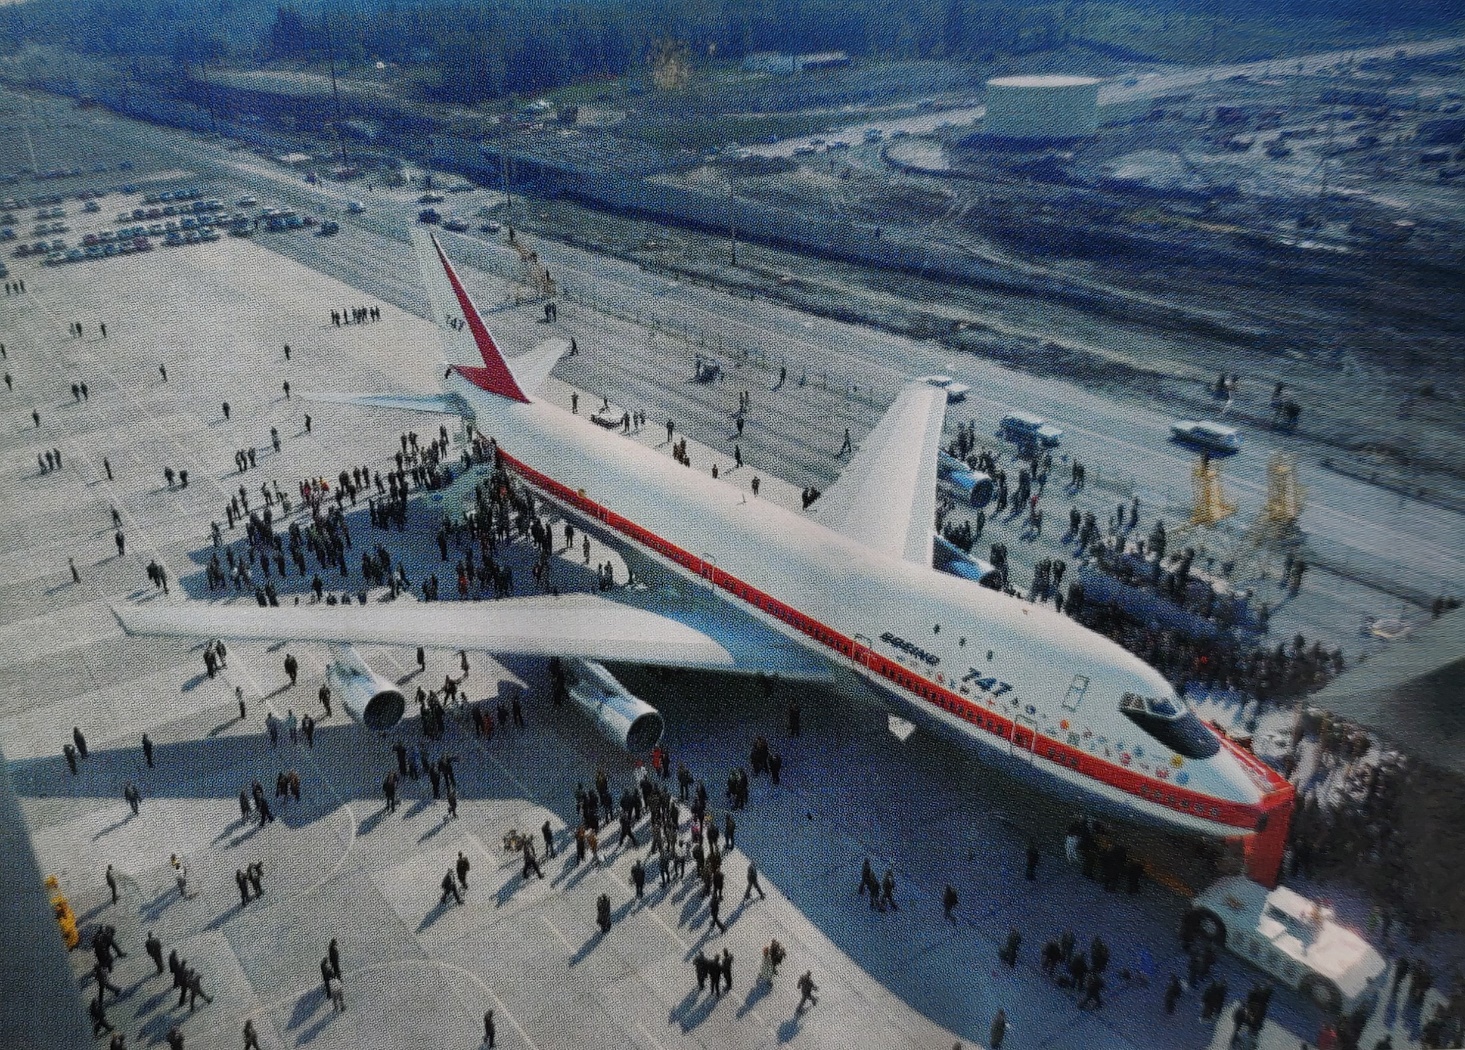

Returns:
881,868,899,912
596,892,612,934
441,870,462,905
456,851,471,889
105,863,119,904
124,782,141,815
744,861,766,901
89,995,114,1037
483,1009,496,1047
142,733,154,768
797,970,819,1011
243,1019,261,1049
73,725,89,759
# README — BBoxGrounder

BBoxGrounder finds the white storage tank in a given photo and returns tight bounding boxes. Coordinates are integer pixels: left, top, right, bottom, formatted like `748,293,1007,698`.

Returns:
983,75,1100,142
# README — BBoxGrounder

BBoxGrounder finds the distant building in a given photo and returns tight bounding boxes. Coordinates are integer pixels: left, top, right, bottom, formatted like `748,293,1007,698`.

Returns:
742,51,851,75
797,52,851,71
979,75,1100,143
744,53,799,75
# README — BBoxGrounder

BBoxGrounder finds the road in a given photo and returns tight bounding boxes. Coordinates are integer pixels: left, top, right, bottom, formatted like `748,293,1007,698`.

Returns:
26,88,1460,648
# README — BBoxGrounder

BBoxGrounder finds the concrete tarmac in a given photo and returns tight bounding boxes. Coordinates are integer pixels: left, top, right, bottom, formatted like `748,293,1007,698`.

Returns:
0,118,1458,1050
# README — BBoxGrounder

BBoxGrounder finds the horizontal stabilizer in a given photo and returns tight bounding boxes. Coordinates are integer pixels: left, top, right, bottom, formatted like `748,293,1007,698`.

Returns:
508,337,571,398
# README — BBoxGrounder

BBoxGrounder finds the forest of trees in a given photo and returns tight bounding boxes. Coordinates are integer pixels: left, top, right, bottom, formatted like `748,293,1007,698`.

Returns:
1,0,1460,105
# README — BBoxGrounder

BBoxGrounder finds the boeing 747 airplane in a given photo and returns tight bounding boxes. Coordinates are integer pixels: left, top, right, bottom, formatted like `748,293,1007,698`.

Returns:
115,231,1295,886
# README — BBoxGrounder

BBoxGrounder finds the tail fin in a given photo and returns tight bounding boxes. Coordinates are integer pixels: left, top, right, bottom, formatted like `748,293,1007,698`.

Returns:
412,229,530,403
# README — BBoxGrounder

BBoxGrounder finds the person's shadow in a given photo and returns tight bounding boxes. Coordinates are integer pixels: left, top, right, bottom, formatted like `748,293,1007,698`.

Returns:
736,976,772,1018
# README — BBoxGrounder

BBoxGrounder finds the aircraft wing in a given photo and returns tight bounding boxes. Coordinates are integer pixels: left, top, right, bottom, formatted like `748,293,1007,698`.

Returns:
809,381,948,567
111,593,828,678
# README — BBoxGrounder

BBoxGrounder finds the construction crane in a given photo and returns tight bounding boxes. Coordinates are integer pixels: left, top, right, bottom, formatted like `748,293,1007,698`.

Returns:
510,233,557,303
1257,452,1304,536
1190,454,1237,527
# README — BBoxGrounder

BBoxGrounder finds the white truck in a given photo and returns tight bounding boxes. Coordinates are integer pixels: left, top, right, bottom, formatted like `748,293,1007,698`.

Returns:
1183,877,1386,1014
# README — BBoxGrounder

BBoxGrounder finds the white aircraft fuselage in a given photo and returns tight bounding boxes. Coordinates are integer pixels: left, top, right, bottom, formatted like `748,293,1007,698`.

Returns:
455,372,1295,886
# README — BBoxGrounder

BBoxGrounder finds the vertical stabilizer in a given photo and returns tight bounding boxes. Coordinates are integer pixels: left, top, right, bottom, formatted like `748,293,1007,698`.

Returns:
411,229,530,403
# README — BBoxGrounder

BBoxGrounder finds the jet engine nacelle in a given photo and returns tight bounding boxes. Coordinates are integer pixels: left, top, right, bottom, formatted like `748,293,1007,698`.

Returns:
326,645,407,731
565,658,664,752
938,451,994,507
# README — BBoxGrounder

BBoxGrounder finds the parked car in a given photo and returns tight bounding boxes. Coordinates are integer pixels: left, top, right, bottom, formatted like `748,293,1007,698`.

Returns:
1170,420,1242,452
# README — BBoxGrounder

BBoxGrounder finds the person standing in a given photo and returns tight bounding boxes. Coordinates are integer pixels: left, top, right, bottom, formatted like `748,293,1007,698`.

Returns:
456,851,471,890
105,864,119,904
483,1009,495,1047
73,726,89,759
145,931,164,974
990,1008,1009,1049
142,733,154,768
1164,974,1183,1014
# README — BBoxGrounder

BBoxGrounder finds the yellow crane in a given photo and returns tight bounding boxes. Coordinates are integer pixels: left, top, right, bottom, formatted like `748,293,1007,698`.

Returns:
511,235,557,303
1190,454,1236,527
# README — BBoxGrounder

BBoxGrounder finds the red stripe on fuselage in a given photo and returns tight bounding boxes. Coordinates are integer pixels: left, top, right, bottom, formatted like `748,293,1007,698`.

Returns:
498,447,1290,835
432,235,529,403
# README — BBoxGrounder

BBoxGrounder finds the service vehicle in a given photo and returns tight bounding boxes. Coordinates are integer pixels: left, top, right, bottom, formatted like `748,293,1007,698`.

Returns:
442,216,469,232
1183,877,1386,1014
317,220,340,236
1170,420,1242,452
918,374,972,403
1000,411,1064,447
346,201,366,214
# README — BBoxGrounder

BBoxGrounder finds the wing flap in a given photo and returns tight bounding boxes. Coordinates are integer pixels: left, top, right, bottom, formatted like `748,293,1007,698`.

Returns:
810,381,948,566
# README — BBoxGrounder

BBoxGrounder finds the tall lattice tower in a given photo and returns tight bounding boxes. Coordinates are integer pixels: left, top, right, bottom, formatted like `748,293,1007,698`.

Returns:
511,237,557,303
1190,455,1236,526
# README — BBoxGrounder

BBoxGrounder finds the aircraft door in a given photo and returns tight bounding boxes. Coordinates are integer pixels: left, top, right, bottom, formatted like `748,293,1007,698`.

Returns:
1011,715,1038,761
852,634,872,669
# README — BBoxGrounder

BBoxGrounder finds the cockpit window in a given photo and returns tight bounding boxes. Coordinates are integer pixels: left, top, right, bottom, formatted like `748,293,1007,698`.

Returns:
1120,692,1220,759
1147,696,1181,717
